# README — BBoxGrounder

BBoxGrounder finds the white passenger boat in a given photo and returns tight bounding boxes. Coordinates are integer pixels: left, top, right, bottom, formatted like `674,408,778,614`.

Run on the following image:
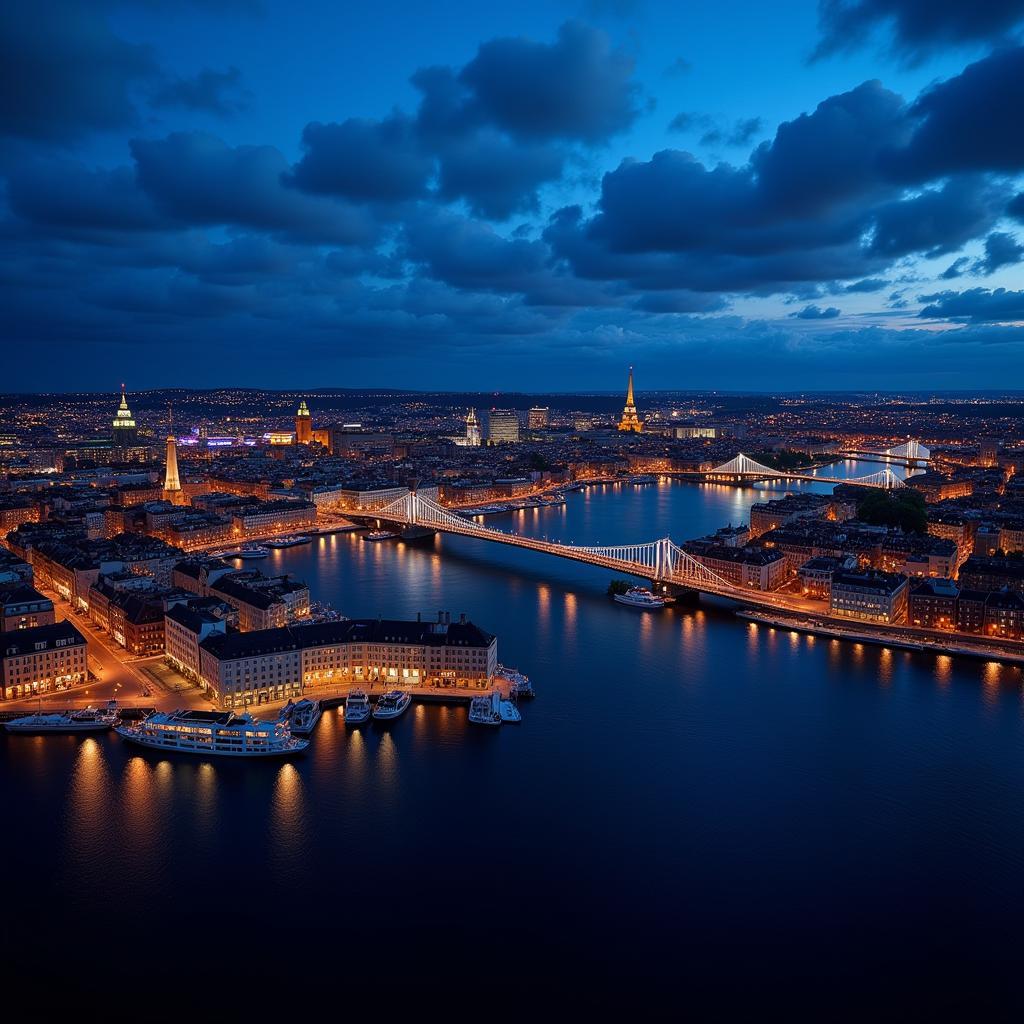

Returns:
372,690,411,720
363,529,398,542
266,535,312,549
468,692,502,727
613,587,668,609
498,698,522,723
287,698,322,736
344,690,371,724
114,709,308,757
6,700,119,735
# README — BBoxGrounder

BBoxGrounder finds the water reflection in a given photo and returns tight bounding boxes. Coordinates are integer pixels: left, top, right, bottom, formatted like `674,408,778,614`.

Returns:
269,763,308,875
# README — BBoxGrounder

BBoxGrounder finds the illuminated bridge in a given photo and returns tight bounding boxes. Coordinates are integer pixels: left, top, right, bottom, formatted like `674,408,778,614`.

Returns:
353,489,816,609
841,439,931,463
698,453,907,488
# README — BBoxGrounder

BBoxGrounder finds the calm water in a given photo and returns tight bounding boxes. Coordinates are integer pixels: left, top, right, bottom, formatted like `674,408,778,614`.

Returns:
4,466,1023,1015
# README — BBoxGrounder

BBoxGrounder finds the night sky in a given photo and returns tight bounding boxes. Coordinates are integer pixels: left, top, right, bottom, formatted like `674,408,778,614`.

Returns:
3,0,1024,392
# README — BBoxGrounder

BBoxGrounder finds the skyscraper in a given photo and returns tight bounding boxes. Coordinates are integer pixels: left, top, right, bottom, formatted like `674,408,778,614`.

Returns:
487,409,520,444
528,406,550,430
465,408,481,446
295,400,312,444
617,367,643,432
163,407,182,501
112,384,138,445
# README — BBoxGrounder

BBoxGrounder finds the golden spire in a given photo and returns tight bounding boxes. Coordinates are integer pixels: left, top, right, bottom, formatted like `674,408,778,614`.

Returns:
626,366,635,407
618,365,643,432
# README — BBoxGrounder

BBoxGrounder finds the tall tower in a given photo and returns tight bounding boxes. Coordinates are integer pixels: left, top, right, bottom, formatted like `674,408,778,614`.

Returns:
163,405,182,502
618,366,643,432
295,400,312,444
112,384,138,445
465,408,481,447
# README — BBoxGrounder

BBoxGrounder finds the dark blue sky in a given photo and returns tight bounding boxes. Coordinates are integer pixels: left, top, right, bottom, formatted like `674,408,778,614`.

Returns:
3,0,1024,392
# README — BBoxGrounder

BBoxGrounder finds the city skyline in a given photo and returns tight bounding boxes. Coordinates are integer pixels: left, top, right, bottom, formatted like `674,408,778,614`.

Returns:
4,2,1024,392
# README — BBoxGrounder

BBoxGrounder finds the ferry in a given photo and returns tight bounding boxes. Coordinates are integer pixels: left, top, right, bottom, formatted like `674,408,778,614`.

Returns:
372,690,411,720
613,587,668,609
5,700,119,735
114,709,308,757
287,699,322,736
497,665,535,699
468,692,502,727
363,529,398,542
343,689,372,724
266,535,312,549
216,543,270,560
498,698,522,723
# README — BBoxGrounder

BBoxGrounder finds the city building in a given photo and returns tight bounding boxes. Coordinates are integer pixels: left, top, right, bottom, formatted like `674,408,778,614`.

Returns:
163,419,182,503
228,499,317,538
1,620,88,701
979,437,1002,467
958,556,1024,594
617,366,643,433
908,578,960,629
112,384,138,446
683,541,787,590
464,408,482,447
295,400,312,444
487,409,520,444
797,555,858,599
0,583,55,631
830,570,909,624
528,406,550,430
164,602,228,685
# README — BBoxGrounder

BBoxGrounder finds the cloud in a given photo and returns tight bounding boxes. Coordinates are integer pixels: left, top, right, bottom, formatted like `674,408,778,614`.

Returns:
130,132,379,244
918,287,1024,322
793,304,841,319
813,0,1024,63
843,277,889,292
0,2,158,141
940,256,970,279
974,231,1024,274
149,66,250,117
285,115,433,202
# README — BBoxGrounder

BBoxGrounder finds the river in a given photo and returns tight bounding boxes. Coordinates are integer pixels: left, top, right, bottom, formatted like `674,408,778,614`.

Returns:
2,462,1022,1015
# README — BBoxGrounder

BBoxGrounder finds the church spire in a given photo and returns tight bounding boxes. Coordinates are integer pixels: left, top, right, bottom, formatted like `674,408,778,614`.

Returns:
163,402,181,499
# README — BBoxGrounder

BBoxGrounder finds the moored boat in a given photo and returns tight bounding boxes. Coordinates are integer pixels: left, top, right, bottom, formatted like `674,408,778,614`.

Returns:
363,529,398,542
114,709,307,757
372,690,411,720
468,692,502,727
288,698,322,736
6,700,119,735
343,689,371,724
497,665,535,699
266,535,312,549
613,587,668,609
498,698,522,723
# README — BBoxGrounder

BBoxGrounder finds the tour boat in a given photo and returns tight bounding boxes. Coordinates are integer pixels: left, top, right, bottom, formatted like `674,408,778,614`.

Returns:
234,544,270,559
266,535,312,549
287,698,322,736
6,700,119,735
468,693,502,727
498,698,522,723
343,689,372,724
613,587,668,609
114,709,308,757
363,529,398,542
371,690,411,720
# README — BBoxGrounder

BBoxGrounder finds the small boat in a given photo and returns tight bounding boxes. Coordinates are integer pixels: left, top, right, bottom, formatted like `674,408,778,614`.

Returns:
115,709,307,757
498,665,535,699
631,474,658,484
266,535,312,549
363,530,398,542
372,690,411,720
288,698,322,736
468,692,502,727
613,587,668,609
343,689,371,725
6,700,119,734
234,543,270,559
498,698,522,723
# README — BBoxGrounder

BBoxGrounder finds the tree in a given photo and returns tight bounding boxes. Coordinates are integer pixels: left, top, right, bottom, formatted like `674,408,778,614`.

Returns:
855,489,927,534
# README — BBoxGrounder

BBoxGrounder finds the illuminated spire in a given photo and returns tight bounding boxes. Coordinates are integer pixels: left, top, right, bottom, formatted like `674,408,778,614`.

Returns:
618,366,643,433
626,366,635,407
163,403,181,496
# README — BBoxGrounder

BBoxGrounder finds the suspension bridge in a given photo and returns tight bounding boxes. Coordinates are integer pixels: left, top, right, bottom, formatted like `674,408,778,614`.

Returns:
840,439,931,464
697,453,908,488
352,489,816,610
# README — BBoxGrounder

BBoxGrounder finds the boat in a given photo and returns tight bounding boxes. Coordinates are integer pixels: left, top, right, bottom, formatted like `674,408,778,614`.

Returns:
498,698,522,723
498,665,535,699
216,543,270,559
288,698,322,736
343,689,371,724
363,529,398,542
114,709,308,757
6,700,119,735
371,690,411,720
468,692,502,727
613,587,668,609
266,535,312,549
631,474,658,484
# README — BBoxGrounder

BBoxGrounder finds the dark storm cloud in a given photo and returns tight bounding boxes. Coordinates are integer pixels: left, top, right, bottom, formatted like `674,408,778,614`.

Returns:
1008,193,1024,221
793,304,841,319
149,66,250,116
670,113,762,147
813,0,1024,62
974,231,1024,275
285,115,433,202
0,3,158,141
131,132,379,244
887,47,1024,180
918,287,1024,322
940,256,970,279
843,277,889,292
457,20,640,143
